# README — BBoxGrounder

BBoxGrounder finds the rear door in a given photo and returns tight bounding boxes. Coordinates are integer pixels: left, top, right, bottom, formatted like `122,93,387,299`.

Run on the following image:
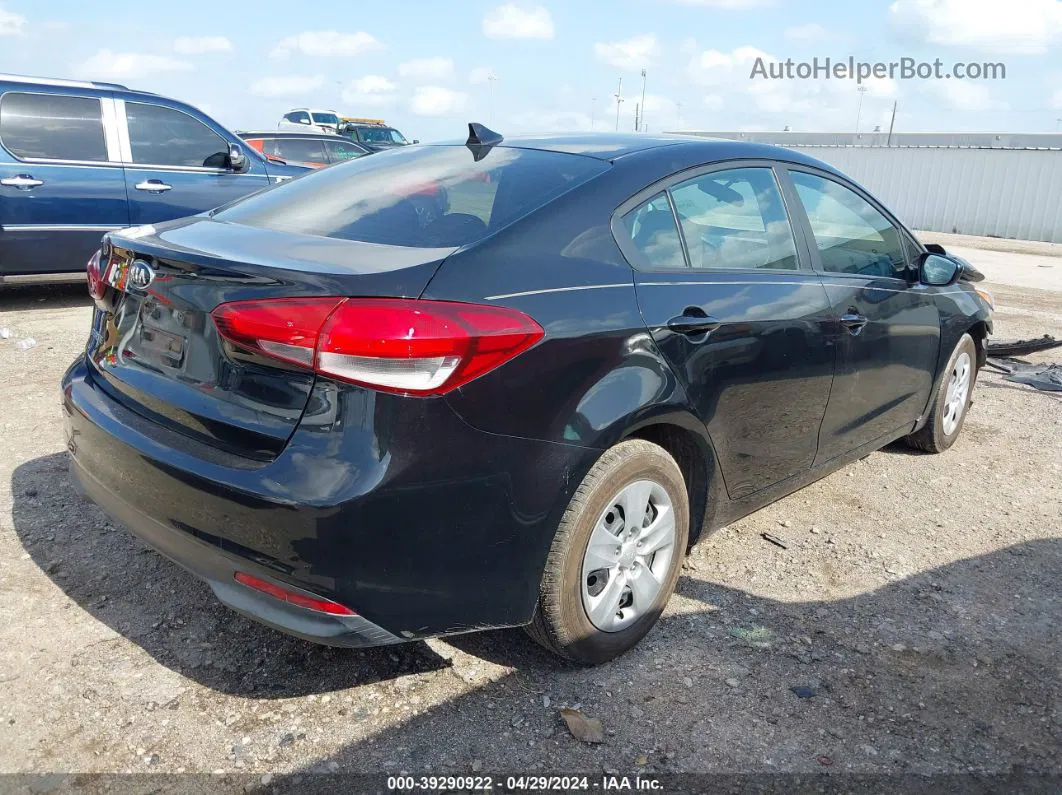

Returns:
619,162,835,499
117,99,271,225
781,167,940,463
0,90,128,276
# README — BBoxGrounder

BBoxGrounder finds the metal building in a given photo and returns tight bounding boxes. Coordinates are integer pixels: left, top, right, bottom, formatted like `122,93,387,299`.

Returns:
668,131,1062,244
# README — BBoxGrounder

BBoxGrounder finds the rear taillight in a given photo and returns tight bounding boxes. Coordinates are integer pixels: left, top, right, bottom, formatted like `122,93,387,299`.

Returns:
233,571,356,616
86,249,106,300
211,297,543,396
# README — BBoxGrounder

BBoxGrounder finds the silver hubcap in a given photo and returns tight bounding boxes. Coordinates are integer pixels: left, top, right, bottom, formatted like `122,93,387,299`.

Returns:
581,480,677,633
942,351,972,436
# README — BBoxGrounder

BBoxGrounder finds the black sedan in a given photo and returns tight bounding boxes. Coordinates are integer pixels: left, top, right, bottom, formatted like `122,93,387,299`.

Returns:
63,127,992,664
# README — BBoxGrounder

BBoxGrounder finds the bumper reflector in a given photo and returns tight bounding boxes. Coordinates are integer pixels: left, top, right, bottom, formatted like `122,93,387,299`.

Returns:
233,571,356,616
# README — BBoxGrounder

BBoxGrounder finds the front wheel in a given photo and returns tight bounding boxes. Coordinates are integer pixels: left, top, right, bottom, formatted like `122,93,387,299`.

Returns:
525,439,689,664
905,333,978,453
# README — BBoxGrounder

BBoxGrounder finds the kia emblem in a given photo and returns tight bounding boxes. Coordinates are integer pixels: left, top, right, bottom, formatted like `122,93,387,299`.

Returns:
128,260,155,291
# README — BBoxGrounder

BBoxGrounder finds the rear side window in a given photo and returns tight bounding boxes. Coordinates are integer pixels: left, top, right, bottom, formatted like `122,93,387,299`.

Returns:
670,167,798,270
126,102,228,168
214,145,608,248
621,194,686,270
0,93,108,162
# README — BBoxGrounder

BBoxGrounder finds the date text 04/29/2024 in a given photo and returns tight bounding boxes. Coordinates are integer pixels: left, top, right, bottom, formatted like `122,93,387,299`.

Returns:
385,775,663,791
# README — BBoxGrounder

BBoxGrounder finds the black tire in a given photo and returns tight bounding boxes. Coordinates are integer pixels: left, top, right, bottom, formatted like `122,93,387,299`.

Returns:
905,333,978,453
525,439,690,664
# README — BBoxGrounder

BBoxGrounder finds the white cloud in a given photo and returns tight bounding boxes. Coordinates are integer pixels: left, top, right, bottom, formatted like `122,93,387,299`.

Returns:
889,0,1062,54
1053,88,1062,109
173,35,233,55
675,0,771,7
0,6,26,35
594,34,658,71
270,30,381,59
482,4,554,39
469,67,495,85
703,95,724,111
508,109,593,132
249,74,326,98
75,49,193,80
397,57,454,80
410,86,468,116
687,45,770,85
784,23,829,41
342,75,399,107
921,80,1008,111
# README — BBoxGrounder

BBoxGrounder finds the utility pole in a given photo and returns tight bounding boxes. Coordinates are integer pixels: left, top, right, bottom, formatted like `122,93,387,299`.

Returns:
634,104,640,132
639,69,647,132
855,85,868,134
487,72,498,124
614,77,623,132
887,100,898,146
1056,117,1062,132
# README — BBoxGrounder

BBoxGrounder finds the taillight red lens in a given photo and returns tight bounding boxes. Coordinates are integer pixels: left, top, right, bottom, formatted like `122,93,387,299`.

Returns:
86,249,106,300
211,297,543,395
233,571,356,616
212,298,343,367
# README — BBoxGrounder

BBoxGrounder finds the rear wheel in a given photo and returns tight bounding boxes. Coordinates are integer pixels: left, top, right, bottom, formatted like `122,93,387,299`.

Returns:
905,333,978,453
525,439,689,664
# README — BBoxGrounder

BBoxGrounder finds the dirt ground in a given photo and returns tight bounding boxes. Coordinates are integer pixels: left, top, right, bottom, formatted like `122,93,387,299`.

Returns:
1,243,1060,789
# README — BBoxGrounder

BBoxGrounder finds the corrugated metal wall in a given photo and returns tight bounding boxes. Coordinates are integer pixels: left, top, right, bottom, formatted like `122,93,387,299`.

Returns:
784,146,1062,244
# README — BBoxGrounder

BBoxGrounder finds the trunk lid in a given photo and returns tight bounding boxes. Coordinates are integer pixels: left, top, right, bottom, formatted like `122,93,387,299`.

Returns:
86,216,455,459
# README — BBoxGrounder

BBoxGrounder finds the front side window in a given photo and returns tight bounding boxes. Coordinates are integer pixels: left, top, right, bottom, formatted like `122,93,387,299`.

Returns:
311,112,339,126
0,93,108,162
273,138,328,165
621,193,686,270
670,167,798,270
791,171,907,277
214,145,607,248
126,103,229,168
324,139,367,163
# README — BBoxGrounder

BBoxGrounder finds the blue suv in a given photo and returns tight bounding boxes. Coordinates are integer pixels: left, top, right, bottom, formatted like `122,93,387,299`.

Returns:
0,74,307,284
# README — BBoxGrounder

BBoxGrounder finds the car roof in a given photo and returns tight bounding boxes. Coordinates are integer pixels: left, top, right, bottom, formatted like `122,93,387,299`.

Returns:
238,130,344,139
286,108,336,114
440,132,843,173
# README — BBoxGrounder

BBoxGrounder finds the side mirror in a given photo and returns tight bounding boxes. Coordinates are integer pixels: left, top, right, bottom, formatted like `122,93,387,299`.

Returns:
920,253,960,286
228,143,249,173
924,243,947,255
413,139,420,144
300,117,311,125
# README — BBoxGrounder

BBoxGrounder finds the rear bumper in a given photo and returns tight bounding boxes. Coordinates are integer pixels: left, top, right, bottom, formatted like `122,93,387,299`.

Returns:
62,355,593,644
68,454,401,648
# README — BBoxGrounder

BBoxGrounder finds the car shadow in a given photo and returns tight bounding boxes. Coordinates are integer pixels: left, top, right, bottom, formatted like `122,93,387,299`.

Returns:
0,282,90,312
262,539,1062,781
10,453,452,698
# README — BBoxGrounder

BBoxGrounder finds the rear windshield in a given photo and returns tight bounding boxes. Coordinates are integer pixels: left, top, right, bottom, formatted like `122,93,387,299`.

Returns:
214,145,608,248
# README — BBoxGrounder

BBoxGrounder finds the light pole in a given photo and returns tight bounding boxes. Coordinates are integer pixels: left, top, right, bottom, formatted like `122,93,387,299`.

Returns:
487,72,498,124
614,78,623,132
855,85,868,133
639,69,647,132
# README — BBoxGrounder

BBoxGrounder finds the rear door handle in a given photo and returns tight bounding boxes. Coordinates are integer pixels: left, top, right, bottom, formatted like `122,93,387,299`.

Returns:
666,311,721,337
1,174,44,189
840,312,869,334
135,179,172,193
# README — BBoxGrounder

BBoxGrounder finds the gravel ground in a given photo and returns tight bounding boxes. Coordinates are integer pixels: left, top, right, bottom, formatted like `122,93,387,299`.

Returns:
1,256,1060,788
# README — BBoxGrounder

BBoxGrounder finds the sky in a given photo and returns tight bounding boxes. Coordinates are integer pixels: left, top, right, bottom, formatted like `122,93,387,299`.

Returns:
1,0,1060,142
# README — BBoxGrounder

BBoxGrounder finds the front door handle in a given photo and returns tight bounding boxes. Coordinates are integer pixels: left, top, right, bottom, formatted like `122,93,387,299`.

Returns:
840,312,869,334
666,310,721,337
135,179,172,193
1,174,44,189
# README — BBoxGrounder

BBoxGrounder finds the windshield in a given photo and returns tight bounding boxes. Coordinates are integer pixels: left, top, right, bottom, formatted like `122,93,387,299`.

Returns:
214,145,608,248
311,113,339,126
357,126,408,144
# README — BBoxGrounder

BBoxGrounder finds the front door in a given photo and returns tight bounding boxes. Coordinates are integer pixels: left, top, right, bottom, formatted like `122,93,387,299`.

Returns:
118,100,270,226
782,168,941,463
619,164,836,499
0,91,128,275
